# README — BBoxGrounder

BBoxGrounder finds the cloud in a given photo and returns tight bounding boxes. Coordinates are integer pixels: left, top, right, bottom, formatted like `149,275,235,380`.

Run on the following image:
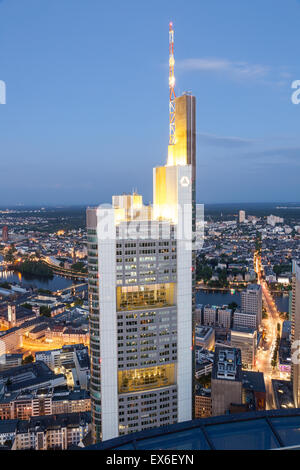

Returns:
243,147,300,165
198,132,253,148
177,58,269,80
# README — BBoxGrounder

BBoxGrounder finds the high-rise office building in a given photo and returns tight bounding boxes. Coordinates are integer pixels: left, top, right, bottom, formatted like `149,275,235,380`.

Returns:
231,327,257,370
291,260,300,407
239,210,246,223
233,310,257,330
87,24,196,443
241,284,262,328
2,226,8,243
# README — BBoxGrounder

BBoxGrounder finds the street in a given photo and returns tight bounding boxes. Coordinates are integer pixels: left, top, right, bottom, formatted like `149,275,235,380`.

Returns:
254,252,288,409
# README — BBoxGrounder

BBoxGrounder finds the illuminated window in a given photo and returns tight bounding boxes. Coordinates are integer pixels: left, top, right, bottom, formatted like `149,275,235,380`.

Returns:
118,364,175,393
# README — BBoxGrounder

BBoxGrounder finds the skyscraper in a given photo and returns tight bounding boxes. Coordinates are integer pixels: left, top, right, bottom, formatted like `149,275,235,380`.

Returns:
241,284,262,328
2,226,8,243
87,24,196,443
239,210,246,223
291,260,300,407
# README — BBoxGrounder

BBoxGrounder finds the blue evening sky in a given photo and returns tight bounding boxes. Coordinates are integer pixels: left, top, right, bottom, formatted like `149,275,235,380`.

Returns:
0,0,299,205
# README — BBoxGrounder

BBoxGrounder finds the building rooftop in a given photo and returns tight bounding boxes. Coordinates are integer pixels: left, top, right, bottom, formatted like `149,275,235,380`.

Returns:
246,284,261,292
0,361,65,394
231,326,257,335
195,326,214,340
272,380,294,410
241,371,266,394
52,388,90,402
15,411,91,435
212,346,242,382
0,419,19,434
86,408,300,450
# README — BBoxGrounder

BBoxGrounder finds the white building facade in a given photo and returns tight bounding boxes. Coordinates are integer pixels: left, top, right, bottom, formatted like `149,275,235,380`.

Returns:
87,94,196,442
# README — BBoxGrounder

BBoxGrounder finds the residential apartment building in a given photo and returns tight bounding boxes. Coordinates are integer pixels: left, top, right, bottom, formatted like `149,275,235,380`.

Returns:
217,308,232,329
203,305,217,326
0,388,90,420
11,412,91,450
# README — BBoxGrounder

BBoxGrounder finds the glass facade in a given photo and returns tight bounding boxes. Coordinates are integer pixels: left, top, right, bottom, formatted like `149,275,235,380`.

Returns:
116,284,175,311
87,409,300,450
118,364,175,394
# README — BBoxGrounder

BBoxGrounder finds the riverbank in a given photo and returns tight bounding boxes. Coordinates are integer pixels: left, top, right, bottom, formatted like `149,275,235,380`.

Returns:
0,269,77,291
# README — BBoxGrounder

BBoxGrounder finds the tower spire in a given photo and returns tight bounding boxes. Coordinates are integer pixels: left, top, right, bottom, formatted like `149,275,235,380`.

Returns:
169,21,176,146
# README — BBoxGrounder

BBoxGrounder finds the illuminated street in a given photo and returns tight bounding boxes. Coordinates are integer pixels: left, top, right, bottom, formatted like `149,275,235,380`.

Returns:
254,252,287,409
21,336,89,352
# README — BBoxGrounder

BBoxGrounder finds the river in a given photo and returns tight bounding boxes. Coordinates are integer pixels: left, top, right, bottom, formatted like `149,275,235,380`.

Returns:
0,269,76,291
0,263,289,312
196,289,289,313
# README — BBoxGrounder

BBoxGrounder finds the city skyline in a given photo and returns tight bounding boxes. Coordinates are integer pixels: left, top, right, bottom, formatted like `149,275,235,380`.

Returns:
0,0,299,205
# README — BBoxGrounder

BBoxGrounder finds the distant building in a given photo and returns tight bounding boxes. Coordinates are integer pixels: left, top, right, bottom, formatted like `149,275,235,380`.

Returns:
233,310,257,330
241,284,262,328
278,275,291,285
2,226,8,243
45,325,88,345
211,347,242,417
0,303,37,329
291,261,300,407
195,348,214,378
195,387,212,418
12,412,91,450
203,305,217,326
241,370,266,411
217,308,232,329
282,320,291,340
239,210,246,223
0,361,66,395
278,335,291,374
0,387,91,420
195,326,215,350
273,379,294,410
35,344,90,390
267,214,284,226
231,328,257,370
195,304,203,324
0,353,23,371
289,291,293,320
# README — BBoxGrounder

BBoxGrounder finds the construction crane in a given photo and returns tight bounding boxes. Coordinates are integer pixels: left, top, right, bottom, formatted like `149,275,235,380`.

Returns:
169,21,176,146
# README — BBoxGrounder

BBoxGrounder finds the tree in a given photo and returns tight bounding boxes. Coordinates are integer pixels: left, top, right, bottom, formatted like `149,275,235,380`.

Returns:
17,260,53,278
38,288,52,295
219,269,228,287
4,249,15,262
195,258,213,283
228,302,238,312
40,306,51,317
273,264,292,276
22,354,34,364
0,282,10,290
21,303,32,310
71,261,88,273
